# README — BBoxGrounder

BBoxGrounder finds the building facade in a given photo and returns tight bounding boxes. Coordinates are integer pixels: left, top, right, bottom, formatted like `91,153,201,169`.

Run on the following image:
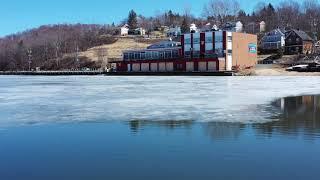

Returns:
113,31,257,73
220,21,243,33
260,29,286,53
285,29,314,54
120,24,129,36
190,23,198,33
166,27,182,37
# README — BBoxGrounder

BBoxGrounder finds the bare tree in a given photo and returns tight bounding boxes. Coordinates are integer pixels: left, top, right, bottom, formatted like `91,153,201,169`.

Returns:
303,0,320,38
54,41,61,68
96,47,108,70
203,0,240,24
277,1,301,29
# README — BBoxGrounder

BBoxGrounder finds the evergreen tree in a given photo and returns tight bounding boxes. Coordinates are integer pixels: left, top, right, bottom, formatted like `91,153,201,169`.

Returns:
127,10,138,29
181,16,189,33
168,10,175,26
238,10,247,24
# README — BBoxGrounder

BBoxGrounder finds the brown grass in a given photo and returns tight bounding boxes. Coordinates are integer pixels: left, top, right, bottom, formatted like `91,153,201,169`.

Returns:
79,37,157,62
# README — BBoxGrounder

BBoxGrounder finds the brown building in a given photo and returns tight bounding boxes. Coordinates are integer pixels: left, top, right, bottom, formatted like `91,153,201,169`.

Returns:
285,29,314,54
231,32,257,70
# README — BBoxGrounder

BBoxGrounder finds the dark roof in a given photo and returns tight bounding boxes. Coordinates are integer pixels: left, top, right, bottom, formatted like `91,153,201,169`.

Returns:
288,29,313,41
264,28,285,37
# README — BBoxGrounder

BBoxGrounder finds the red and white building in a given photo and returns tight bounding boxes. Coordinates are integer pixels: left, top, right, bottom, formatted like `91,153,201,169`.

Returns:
113,31,257,73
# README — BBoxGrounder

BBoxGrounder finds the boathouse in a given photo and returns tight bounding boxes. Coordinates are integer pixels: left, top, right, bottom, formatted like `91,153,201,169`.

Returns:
112,31,257,73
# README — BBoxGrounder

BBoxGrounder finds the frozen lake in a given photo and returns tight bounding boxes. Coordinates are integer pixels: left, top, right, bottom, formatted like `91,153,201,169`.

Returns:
0,76,320,179
0,76,319,126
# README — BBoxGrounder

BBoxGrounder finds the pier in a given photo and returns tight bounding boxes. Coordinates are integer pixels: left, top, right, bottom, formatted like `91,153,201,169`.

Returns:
106,71,234,76
0,71,234,76
0,71,104,76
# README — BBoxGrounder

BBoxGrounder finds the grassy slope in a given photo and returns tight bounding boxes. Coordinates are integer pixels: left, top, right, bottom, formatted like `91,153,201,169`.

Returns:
79,37,166,63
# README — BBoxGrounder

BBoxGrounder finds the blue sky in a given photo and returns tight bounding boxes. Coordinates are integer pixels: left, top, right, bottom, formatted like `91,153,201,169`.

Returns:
0,0,280,37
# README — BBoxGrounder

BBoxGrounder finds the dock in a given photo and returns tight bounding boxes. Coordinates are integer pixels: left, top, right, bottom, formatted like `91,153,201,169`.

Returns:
0,71,234,76
105,71,234,76
0,71,104,76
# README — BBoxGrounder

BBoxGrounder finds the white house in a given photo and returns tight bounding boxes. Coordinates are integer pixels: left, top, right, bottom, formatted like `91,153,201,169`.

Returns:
212,24,219,31
235,21,243,32
221,22,240,32
190,23,198,33
167,27,182,37
121,24,129,36
136,27,146,36
260,21,266,32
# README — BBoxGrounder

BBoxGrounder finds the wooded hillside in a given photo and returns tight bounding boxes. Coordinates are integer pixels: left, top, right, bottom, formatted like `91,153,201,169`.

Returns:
0,24,118,71
1,0,320,71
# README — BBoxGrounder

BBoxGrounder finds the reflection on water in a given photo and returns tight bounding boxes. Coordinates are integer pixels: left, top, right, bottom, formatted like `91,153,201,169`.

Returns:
203,122,246,140
1,84,320,180
278,95,320,121
128,120,194,133
128,95,320,140
128,120,248,140
254,95,320,138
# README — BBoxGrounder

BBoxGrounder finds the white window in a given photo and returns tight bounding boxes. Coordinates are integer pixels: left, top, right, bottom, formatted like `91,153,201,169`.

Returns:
215,35,223,43
193,38,200,44
185,38,191,44
206,37,213,43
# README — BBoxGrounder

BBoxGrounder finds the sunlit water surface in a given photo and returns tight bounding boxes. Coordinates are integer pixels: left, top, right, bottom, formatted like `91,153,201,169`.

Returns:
0,76,320,180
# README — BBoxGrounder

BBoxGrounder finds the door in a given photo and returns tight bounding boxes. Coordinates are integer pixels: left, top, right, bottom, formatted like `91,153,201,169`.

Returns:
127,64,131,72
166,62,174,72
186,62,194,72
158,63,166,72
198,62,207,72
175,63,185,72
150,63,158,72
132,63,140,72
208,61,217,71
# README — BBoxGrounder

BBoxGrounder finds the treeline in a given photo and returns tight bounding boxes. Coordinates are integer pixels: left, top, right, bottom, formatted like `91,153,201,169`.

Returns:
127,0,320,36
1,0,320,71
0,24,118,71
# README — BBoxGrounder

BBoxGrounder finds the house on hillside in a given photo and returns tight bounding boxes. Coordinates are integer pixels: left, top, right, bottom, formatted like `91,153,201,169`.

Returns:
212,24,219,31
245,21,266,34
136,27,146,36
199,23,219,32
166,27,182,37
190,23,198,33
260,21,266,32
235,21,243,32
128,27,146,36
120,24,129,36
149,26,168,38
200,23,213,32
285,29,314,54
220,21,243,32
260,28,286,53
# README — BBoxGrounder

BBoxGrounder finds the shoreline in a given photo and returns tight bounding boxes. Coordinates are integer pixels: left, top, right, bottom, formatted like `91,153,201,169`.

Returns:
252,64,320,76
2,65,320,76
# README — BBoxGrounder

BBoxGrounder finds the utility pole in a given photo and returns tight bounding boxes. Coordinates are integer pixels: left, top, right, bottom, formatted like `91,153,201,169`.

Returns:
27,48,32,71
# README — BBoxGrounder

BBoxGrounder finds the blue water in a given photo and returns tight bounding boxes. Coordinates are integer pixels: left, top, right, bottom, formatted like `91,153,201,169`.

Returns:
0,76,320,180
